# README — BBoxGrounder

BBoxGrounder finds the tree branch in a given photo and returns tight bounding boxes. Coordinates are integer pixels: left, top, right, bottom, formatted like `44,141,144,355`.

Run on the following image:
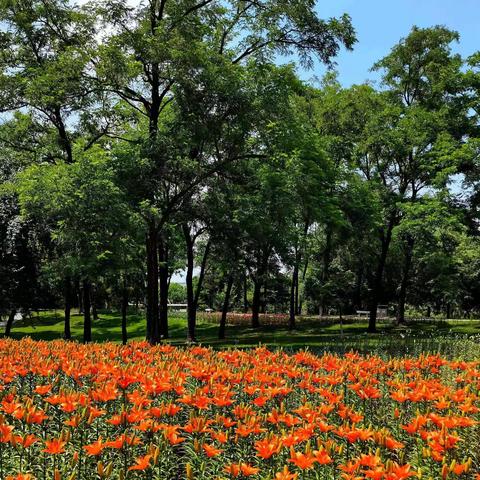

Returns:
160,153,267,223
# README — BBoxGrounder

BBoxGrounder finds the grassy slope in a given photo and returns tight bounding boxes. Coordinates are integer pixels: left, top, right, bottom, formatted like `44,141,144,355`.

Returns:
4,311,480,356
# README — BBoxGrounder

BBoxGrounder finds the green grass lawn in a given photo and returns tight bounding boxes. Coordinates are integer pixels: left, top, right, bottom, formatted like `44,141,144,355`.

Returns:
3,310,480,357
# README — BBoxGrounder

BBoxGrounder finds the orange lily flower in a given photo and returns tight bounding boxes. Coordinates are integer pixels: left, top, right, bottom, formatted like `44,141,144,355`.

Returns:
83,437,105,456
43,438,66,455
203,443,223,457
288,450,317,470
275,466,298,480
128,454,152,471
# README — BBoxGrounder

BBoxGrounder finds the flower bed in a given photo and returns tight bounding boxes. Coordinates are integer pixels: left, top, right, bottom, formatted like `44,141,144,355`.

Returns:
196,312,398,327
0,339,479,479
197,312,290,327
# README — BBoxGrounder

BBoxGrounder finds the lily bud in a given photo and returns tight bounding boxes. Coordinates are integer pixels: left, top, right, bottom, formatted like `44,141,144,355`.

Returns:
186,462,193,480
105,462,113,477
153,445,160,465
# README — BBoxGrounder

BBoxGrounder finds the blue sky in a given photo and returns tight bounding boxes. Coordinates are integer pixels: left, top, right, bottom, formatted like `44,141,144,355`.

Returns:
304,0,480,87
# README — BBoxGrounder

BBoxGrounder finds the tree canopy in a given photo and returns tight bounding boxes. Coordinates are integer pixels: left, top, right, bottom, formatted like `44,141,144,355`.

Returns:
1,3,480,342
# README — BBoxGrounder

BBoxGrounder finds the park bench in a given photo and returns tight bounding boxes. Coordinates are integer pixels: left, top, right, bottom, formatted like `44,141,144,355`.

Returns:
167,303,188,310
356,306,388,318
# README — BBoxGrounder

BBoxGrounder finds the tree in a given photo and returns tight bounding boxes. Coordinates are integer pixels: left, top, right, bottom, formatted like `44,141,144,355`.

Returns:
88,0,355,343
281,123,335,328
361,26,468,331
0,0,122,338
201,170,247,339
393,194,464,322
0,118,55,337
17,145,142,342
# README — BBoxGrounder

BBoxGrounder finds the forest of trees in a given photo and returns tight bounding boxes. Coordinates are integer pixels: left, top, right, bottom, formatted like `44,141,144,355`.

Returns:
1,0,480,343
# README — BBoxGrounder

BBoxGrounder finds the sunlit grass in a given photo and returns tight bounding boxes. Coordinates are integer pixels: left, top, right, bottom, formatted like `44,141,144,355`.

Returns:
4,310,480,358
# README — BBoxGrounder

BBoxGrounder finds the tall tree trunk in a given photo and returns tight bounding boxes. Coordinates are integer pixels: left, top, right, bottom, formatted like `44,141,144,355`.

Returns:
143,12,162,337
146,222,160,343
121,279,128,345
295,221,309,316
251,249,269,327
243,273,248,313
260,283,267,314
53,106,73,164
91,285,99,321
194,239,211,312
183,225,196,342
183,224,211,342
298,256,309,315
4,309,16,337
446,303,451,319
219,274,234,340
158,232,169,339
320,227,333,316
83,280,92,343
76,278,83,314
353,265,363,311
289,262,299,330
64,276,72,340
368,212,396,333
294,269,300,316
396,235,414,325
251,280,261,328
